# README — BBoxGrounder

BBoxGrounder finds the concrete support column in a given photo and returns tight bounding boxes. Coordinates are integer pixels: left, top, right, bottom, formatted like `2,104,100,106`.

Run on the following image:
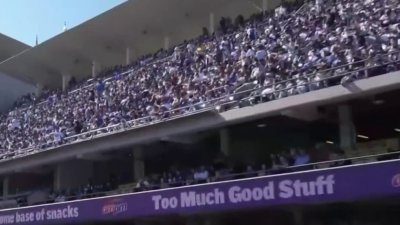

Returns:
126,47,132,65
53,165,61,191
133,148,145,181
262,0,268,13
62,73,71,92
164,36,170,50
3,177,9,200
338,105,356,150
92,60,98,78
220,128,230,156
35,83,43,97
53,160,93,191
209,12,215,34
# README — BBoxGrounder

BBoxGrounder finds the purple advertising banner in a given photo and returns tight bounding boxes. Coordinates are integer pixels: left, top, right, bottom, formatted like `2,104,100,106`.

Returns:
0,160,399,225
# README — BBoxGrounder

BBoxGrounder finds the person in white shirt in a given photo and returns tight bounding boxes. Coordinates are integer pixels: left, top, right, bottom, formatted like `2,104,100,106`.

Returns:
53,129,64,145
245,46,255,58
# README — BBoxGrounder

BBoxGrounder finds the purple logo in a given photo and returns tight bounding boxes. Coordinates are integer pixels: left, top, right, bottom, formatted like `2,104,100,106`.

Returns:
102,198,128,216
391,174,400,187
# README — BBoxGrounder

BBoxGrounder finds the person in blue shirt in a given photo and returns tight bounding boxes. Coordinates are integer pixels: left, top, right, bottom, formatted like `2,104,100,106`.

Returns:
96,80,105,94
294,149,311,166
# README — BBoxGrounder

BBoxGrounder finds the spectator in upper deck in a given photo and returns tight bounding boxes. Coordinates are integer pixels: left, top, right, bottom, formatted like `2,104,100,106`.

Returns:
0,0,399,158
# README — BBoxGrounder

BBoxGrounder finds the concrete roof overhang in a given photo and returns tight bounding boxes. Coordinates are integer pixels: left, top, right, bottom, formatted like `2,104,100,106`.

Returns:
0,0,271,88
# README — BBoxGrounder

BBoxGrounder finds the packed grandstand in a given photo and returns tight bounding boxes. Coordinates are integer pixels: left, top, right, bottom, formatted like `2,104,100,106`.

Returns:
0,0,399,224
1,0,399,154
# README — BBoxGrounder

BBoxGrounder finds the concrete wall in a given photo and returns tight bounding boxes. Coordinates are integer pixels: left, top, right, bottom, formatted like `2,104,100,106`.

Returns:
0,72,36,112
8,173,52,194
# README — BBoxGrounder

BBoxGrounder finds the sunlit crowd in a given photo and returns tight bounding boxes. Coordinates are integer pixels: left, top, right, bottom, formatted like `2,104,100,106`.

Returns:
1,0,400,157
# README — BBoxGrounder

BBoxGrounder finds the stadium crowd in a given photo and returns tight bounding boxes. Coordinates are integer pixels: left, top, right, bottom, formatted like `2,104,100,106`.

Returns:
1,0,400,154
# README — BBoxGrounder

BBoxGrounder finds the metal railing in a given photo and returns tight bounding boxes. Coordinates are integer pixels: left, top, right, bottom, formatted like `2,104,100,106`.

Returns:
7,150,400,208
1,50,399,161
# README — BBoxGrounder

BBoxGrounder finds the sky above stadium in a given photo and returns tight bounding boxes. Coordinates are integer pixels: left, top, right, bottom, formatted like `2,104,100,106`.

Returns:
0,0,126,46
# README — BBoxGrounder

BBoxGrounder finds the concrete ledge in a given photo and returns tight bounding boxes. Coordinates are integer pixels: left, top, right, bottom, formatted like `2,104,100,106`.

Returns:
220,71,400,124
0,110,223,174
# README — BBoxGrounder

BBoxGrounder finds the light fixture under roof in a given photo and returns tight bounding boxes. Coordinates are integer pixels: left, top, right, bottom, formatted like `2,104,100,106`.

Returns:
357,134,369,139
257,124,267,128
325,140,334,144
372,99,385,105
394,128,400,133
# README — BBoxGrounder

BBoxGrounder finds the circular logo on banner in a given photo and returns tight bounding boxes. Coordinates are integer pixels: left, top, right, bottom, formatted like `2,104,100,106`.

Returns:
391,174,400,188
